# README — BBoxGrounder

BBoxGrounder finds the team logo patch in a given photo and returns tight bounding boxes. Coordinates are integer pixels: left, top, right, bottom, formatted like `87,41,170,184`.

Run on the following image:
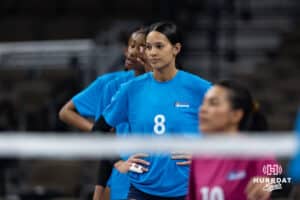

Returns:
227,170,246,181
175,101,190,108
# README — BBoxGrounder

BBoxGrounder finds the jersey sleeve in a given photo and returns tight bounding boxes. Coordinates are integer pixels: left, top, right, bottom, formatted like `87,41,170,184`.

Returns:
103,81,119,112
102,82,129,127
94,80,119,121
72,77,106,119
95,72,134,120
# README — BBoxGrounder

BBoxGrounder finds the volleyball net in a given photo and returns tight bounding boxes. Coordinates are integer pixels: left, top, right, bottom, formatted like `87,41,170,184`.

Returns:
0,131,298,200
0,132,297,159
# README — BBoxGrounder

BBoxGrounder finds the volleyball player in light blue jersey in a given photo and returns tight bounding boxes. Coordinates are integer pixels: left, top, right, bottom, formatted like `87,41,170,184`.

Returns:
73,71,131,118
59,70,129,132
59,27,149,200
100,70,146,118
59,71,132,200
94,70,135,121
97,28,151,200
93,21,211,200
103,71,210,198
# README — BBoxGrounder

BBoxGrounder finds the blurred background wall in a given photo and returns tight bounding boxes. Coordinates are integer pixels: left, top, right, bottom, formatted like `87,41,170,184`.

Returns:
0,0,299,132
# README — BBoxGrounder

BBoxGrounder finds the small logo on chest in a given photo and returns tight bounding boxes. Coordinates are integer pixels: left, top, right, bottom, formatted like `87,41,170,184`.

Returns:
174,101,190,108
227,170,246,181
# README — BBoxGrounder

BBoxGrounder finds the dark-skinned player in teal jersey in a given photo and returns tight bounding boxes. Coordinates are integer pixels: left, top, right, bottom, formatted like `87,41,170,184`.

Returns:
59,27,149,200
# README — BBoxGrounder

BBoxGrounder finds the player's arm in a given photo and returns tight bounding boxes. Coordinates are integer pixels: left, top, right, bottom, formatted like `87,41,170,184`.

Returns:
114,153,149,174
171,152,192,166
59,100,94,132
59,77,107,131
245,176,271,200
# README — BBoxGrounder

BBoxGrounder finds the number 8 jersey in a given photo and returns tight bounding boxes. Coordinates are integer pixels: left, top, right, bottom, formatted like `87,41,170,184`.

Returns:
102,70,211,197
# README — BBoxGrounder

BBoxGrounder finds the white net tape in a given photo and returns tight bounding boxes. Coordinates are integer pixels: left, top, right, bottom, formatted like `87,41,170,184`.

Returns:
0,132,297,159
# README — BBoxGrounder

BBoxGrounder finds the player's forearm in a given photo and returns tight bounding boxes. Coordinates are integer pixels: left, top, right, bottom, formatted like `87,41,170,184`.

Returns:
64,112,93,131
59,105,93,132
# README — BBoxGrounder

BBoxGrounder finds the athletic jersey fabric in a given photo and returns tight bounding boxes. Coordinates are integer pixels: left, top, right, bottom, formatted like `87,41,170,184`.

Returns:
103,70,211,197
187,157,277,200
72,71,128,119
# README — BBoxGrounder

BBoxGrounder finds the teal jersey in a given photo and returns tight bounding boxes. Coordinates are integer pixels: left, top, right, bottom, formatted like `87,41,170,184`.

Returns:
72,70,133,198
107,168,130,200
101,71,136,200
97,70,135,122
72,71,127,120
103,70,211,197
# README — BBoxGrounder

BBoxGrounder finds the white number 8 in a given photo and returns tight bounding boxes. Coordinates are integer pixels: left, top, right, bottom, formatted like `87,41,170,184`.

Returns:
154,114,166,135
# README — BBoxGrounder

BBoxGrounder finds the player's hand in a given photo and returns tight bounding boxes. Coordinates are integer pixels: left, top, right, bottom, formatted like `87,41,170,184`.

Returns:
114,153,150,173
245,177,271,200
171,152,192,166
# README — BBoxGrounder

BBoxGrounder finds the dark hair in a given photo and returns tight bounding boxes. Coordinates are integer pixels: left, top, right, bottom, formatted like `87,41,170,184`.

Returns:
119,26,147,46
147,21,182,45
125,26,147,46
216,80,268,131
135,26,148,35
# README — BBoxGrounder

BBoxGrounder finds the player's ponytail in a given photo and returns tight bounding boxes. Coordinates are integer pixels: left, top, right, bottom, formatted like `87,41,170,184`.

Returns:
244,107,269,131
216,80,269,131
